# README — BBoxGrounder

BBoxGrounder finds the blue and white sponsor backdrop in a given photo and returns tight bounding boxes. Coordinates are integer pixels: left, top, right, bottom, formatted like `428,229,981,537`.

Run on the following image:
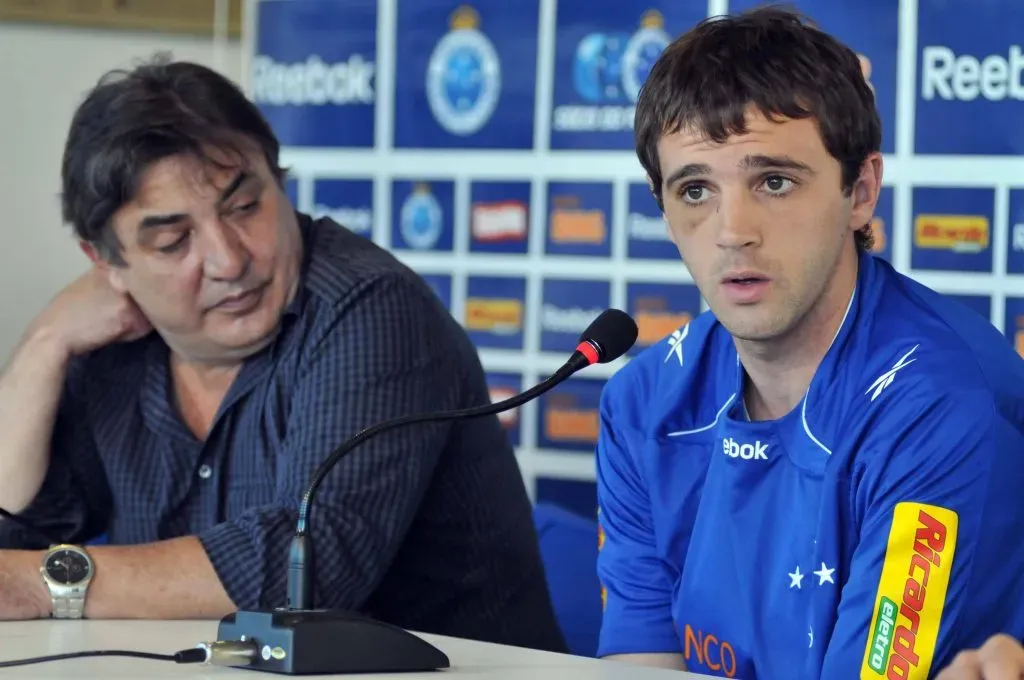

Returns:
247,0,1024,520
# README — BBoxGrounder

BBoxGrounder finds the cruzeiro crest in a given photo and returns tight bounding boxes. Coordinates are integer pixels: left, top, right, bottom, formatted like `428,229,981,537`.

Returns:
621,10,671,103
400,183,443,250
427,5,502,135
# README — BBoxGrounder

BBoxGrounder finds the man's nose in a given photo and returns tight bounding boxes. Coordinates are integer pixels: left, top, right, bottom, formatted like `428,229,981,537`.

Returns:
201,222,251,282
715,193,763,249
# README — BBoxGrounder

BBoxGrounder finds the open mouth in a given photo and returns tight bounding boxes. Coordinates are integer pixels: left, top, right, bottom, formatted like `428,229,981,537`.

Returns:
723,274,768,285
720,272,770,303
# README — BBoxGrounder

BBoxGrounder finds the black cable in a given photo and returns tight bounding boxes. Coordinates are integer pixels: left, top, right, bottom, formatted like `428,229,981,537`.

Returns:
0,647,207,668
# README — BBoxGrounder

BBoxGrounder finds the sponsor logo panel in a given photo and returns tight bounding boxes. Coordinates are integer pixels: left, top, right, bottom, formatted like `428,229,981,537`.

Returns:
312,179,374,239
625,282,701,356
253,0,377,148
550,4,712,150
910,188,994,273
915,0,1024,154
540,279,611,353
393,1,540,149
536,375,605,451
1006,190,1024,274
469,181,531,254
391,180,455,252
464,275,527,350
545,182,614,258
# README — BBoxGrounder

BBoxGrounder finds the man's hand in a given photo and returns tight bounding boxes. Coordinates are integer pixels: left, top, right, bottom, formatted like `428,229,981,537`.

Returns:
27,268,152,357
936,634,1024,680
0,550,50,620
0,268,152,515
0,537,237,621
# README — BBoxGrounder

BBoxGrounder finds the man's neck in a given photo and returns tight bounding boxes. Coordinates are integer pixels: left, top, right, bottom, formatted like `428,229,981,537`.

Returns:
737,251,859,421
169,354,243,440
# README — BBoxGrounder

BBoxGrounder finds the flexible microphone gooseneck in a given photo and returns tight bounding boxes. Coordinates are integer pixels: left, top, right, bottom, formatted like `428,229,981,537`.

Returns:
287,307,638,611
212,308,639,675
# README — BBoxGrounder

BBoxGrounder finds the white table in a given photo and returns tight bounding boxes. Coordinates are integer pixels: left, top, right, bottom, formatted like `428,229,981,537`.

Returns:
0,620,715,679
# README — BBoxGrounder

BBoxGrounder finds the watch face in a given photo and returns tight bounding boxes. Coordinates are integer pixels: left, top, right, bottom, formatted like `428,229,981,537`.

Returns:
44,549,91,585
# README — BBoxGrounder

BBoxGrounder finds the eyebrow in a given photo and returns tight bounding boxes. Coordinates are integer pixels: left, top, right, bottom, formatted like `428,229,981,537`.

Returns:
136,170,254,231
218,170,251,203
138,213,188,230
663,154,815,188
742,154,815,174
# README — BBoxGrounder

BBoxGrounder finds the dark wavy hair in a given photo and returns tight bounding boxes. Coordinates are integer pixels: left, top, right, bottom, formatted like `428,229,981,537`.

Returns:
60,53,287,264
634,5,882,251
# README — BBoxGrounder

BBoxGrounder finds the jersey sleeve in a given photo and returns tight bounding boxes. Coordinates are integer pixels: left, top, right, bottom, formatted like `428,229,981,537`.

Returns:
820,386,1024,679
595,373,681,657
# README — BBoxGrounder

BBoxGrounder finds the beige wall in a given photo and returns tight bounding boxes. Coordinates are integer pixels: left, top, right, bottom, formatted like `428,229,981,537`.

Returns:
0,21,243,359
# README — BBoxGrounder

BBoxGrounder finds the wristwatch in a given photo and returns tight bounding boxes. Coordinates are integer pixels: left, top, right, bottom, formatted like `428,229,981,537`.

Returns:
39,544,94,619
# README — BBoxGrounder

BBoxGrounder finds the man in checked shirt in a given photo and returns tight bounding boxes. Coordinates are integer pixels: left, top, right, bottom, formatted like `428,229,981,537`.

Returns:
0,55,566,653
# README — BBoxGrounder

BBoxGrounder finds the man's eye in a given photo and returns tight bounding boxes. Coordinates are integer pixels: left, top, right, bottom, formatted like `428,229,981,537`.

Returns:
157,234,188,253
763,176,795,195
681,184,710,204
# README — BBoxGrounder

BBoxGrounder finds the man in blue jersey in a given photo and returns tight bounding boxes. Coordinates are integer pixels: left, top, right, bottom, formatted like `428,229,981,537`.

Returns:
595,6,1024,679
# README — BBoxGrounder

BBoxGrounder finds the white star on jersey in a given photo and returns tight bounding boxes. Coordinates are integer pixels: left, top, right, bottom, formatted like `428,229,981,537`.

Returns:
788,566,804,589
814,562,836,585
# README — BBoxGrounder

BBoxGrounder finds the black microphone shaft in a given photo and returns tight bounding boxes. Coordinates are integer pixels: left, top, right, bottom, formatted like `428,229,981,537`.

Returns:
285,352,589,610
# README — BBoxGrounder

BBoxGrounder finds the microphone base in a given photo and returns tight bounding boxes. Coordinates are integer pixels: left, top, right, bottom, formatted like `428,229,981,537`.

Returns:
216,608,451,675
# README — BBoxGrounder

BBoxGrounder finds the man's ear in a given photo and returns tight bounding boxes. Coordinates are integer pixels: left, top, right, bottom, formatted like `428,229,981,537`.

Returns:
647,175,666,214
78,240,103,266
849,153,883,234
79,241,129,293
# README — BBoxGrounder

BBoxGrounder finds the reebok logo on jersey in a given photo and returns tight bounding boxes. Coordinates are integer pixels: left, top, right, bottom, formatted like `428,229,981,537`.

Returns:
866,344,919,402
664,324,688,365
861,503,958,680
722,437,768,460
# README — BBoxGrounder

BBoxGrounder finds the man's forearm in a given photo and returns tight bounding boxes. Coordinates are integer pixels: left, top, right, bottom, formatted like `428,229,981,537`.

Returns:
0,328,71,513
3,536,236,620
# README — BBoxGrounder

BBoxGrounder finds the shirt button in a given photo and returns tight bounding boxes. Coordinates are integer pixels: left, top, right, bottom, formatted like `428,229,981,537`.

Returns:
198,464,212,480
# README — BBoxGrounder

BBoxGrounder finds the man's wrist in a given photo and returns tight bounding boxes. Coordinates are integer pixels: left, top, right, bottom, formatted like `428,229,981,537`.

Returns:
0,550,53,619
28,550,53,619
18,324,73,368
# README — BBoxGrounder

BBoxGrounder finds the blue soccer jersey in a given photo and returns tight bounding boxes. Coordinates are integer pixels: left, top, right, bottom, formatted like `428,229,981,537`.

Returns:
596,250,1024,679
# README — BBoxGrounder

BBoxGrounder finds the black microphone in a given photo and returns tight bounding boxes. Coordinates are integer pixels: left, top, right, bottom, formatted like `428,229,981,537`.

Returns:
211,308,638,675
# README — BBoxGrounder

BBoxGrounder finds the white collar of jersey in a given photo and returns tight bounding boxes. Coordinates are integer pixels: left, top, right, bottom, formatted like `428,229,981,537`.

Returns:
731,264,861,454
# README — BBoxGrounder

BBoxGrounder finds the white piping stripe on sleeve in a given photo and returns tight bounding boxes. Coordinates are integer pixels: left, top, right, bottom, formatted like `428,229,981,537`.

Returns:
667,393,736,437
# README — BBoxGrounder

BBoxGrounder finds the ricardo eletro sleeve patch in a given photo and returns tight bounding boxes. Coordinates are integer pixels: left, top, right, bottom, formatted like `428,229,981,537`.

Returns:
861,502,959,679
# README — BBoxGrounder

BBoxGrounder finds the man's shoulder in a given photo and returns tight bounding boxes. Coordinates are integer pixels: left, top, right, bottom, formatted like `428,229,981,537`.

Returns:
847,262,1024,418
602,310,734,435
300,215,432,309
818,265,1024,458
293,215,457,345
